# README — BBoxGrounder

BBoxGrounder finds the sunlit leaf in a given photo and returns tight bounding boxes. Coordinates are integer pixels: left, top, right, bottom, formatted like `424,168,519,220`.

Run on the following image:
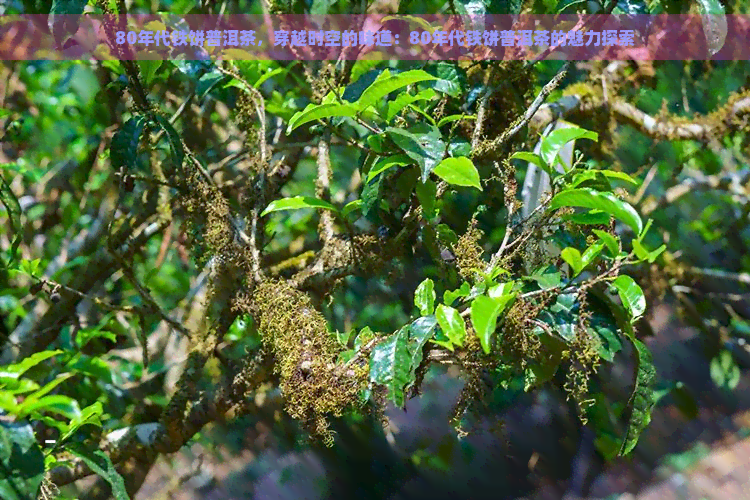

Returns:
561,247,584,276
435,304,467,347
470,294,514,354
611,275,646,322
0,351,64,379
540,127,598,171
286,102,358,134
550,188,643,234
414,279,436,316
710,350,740,391
592,229,619,257
370,327,411,407
261,196,340,216
356,69,438,111
432,157,482,190
509,151,555,177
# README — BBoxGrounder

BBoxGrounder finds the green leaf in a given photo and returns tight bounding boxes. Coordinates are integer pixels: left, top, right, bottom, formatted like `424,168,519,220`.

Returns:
0,173,22,265
261,196,339,216
286,102,358,134
509,151,555,178
432,157,482,191
592,229,619,257
488,281,514,298
424,62,465,98
137,60,162,86
59,402,104,444
310,0,335,14
710,350,740,391
619,338,657,456
416,179,438,220
581,241,605,268
535,292,578,342
570,169,638,188
528,265,563,290
414,279,436,316
355,326,375,351
561,210,611,225
611,275,646,322
370,327,411,407
540,127,598,171
444,282,471,305
697,0,727,56
438,114,475,128
561,247,584,276
386,89,437,121
361,171,383,217
342,69,385,103
366,154,412,183
0,351,64,379
448,140,471,158
356,69,438,111
110,115,149,171
0,421,45,500
435,304,467,347
386,125,445,183
633,240,666,263
153,115,185,170
586,300,623,362
17,394,79,420
75,326,117,349
196,69,229,98
470,295,513,354
407,316,438,389
67,442,130,500
524,349,562,391
67,355,114,384
172,59,213,79
342,200,362,217
550,188,643,234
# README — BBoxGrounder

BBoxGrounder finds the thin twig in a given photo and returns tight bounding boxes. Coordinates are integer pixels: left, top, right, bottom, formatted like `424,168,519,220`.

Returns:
475,61,571,159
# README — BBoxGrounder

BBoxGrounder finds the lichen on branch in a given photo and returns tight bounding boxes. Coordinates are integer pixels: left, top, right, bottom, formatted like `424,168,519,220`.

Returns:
237,279,368,443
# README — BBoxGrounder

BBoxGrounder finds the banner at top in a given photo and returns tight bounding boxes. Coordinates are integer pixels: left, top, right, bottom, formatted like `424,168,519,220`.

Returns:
0,15,746,60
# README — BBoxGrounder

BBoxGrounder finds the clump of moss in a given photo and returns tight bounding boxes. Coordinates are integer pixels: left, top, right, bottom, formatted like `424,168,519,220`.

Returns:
246,279,368,443
496,298,543,370
452,219,485,281
306,62,337,103
561,296,601,424
449,333,490,437
236,93,265,174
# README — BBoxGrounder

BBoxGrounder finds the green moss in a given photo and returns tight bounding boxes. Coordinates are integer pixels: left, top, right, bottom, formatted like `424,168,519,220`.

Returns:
452,219,485,282
245,279,368,442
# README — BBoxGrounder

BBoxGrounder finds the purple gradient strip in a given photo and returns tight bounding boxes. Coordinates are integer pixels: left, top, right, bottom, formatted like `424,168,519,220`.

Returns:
0,15,746,60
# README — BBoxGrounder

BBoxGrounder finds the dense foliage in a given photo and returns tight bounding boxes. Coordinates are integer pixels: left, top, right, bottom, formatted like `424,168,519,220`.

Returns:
1,0,750,498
